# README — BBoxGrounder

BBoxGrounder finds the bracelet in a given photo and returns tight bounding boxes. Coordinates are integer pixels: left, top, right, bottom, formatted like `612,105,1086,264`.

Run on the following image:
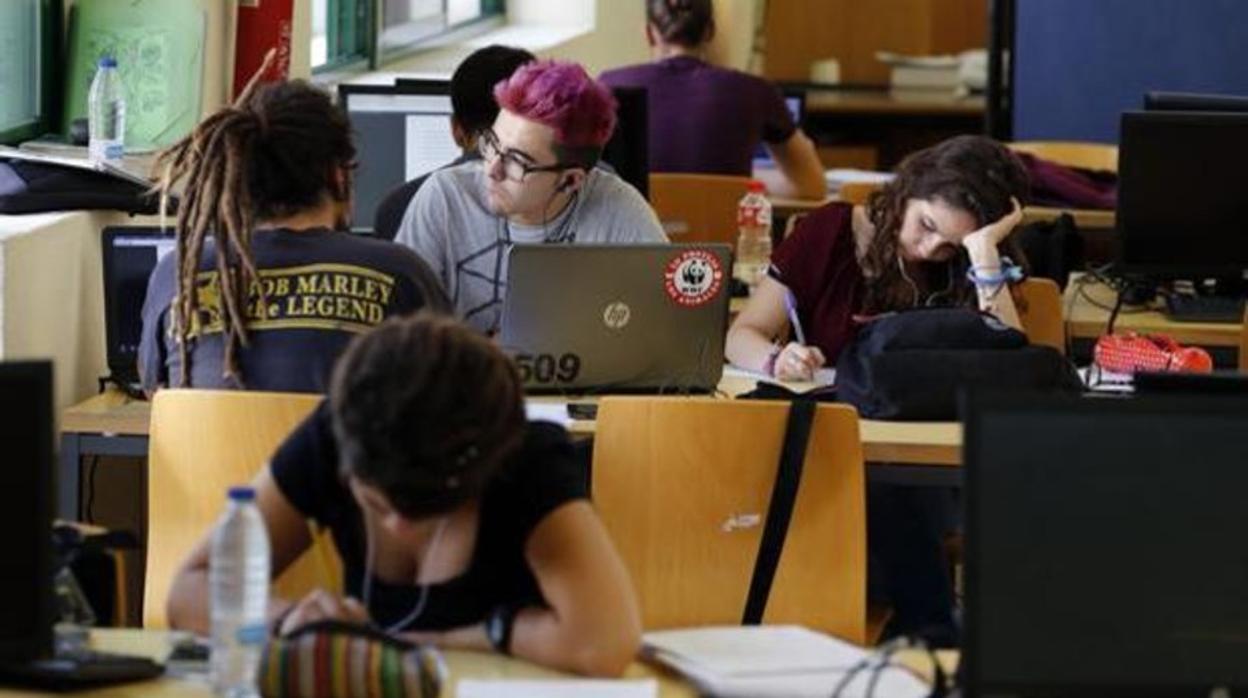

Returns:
485,604,517,655
965,256,1023,287
762,344,782,377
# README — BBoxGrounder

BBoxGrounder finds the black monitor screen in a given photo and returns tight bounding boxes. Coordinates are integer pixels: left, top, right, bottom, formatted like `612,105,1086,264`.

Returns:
0,361,53,662
340,83,456,234
965,392,1248,696
1116,110,1248,278
601,86,649,200
102,229,175,381
753,92,805,166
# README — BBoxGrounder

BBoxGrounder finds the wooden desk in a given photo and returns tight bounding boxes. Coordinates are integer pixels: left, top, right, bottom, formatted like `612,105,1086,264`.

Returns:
802,88,985,170
1063,274,1243,348
1021,205,1115,230
805,89,985,117
0,629,695,697
60,377,965,517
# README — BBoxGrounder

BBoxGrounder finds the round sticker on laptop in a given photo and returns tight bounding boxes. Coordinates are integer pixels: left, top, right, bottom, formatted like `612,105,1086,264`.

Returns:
663,249,724,308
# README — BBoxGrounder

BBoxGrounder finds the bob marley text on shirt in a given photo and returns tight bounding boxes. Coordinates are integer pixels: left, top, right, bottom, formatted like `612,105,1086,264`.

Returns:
185,263,398,338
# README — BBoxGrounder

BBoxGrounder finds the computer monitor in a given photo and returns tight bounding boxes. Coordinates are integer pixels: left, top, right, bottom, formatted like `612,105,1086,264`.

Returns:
1144,90,1248,113
101,227,176,388
752,90,805,168
0,361,54,663
963,390,1248,697
1115,110,1248,279
338,81,457,235
602,86,649,199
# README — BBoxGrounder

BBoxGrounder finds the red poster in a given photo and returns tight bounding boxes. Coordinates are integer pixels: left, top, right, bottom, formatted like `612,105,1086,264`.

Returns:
233,0,294,99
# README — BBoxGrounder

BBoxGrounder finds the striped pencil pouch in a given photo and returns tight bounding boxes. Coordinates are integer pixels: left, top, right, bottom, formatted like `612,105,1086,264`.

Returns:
258,620,445,698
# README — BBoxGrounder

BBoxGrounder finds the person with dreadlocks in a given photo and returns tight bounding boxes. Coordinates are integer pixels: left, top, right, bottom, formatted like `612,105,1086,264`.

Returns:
138,79,447,393
166,313,643,676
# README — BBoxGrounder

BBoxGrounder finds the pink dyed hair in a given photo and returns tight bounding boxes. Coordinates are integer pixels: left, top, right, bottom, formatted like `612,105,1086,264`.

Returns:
493,60,617,149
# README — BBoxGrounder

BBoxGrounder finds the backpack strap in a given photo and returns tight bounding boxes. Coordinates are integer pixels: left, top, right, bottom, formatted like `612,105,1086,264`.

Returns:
741,398,817,624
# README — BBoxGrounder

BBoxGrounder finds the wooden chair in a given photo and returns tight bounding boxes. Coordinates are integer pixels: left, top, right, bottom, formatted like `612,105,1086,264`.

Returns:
1007,141,1119,173
1017,277,1065,354
592,397,868,644
648,173,752,247
837,181,884,205
144,389,341,628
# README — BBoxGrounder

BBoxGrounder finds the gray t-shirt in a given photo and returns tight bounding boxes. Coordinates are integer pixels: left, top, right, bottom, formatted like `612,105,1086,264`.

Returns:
395,160,667,334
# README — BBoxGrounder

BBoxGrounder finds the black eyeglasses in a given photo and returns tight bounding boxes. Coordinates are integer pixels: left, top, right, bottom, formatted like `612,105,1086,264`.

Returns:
477,128,576,182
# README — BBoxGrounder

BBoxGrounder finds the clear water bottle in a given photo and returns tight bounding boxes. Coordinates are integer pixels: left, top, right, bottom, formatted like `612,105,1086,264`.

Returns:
210,487,270,697
734,180,773,292
88,56,125,164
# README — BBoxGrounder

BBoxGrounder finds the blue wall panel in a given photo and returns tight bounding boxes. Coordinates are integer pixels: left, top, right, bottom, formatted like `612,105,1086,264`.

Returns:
1013,0,1248,142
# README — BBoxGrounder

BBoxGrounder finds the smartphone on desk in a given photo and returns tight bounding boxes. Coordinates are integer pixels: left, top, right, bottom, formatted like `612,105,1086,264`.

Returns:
566,403,598,420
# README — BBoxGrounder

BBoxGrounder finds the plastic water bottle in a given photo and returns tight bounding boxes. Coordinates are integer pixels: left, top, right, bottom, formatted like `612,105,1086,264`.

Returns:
88,56,125,164
210,487,270,697
734,180,773,292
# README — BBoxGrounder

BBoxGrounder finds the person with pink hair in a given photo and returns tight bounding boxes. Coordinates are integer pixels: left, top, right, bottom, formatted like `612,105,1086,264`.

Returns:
396,59,667,335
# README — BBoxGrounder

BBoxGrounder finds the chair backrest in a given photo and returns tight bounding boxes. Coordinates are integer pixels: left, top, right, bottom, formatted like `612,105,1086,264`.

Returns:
838,181,883,206
145,389,340,628
1007,141,1119,173
1017,277,1065,354
648,173,751,247
592,397,867,643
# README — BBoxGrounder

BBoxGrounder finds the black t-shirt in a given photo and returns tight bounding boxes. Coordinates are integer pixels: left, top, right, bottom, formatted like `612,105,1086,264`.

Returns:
138,227,449,393
269,402,588,631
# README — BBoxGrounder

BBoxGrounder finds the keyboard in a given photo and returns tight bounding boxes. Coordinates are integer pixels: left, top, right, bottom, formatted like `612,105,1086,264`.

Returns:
0,650,164,690
1162,293,1246,323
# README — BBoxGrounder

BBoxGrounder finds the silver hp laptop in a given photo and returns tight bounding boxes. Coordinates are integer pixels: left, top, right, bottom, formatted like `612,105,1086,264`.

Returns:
499,244,732,394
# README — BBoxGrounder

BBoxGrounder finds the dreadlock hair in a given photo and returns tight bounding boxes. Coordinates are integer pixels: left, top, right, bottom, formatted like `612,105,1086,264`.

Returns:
153,80,355,387
861,135,1030,314
329,312,527,520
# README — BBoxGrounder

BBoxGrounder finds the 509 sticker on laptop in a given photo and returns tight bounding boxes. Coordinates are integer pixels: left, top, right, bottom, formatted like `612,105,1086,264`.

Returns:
515,352,582,384
664,249,724,308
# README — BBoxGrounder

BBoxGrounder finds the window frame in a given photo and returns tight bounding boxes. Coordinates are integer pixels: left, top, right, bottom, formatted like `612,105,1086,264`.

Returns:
0,0,61,146
312,0,506,76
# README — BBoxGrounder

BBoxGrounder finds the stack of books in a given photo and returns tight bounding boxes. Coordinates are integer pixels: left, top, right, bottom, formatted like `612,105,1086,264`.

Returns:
876,51,962,91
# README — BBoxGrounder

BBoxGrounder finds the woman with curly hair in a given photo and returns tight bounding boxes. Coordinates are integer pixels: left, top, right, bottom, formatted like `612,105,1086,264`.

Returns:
727,134,1029,381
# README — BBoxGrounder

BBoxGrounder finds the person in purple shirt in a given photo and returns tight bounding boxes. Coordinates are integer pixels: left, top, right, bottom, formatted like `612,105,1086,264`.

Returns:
600,0,826,199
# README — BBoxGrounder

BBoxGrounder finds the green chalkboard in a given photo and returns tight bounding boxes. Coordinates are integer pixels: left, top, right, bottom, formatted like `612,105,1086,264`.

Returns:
62,0,205,149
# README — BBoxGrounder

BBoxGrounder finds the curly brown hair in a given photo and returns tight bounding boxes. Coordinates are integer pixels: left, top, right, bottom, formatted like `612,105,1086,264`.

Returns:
329,313,527,519
861,135,1029,314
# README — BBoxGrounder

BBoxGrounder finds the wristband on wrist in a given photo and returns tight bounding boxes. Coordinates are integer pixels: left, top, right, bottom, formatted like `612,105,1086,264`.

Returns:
966,256,1023,287
485,604,517,655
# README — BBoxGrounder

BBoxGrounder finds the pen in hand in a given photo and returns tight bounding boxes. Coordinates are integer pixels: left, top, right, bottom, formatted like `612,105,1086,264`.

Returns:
783,288,807,345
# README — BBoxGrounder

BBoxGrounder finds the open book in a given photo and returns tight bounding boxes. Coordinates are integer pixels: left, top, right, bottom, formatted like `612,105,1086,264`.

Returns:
643,626,929,698
721,365,836,396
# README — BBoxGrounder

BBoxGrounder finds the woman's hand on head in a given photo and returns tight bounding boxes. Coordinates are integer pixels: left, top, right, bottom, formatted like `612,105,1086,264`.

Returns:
774,342,826,382
960,197,1024,254
278,589,370,636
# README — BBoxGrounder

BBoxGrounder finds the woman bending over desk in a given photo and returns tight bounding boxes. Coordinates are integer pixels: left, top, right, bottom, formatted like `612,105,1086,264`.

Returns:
166,313,643,677
726,134,1029,381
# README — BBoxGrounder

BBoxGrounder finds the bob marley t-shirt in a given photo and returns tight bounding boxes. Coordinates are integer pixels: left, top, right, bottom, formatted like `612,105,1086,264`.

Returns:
138,227,448,393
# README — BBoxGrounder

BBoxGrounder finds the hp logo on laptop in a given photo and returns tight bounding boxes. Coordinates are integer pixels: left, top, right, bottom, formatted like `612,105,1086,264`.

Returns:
602,301,631,330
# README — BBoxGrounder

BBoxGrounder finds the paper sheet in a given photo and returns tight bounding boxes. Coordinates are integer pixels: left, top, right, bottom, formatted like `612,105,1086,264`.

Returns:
721,365,836,395
457,679,656,698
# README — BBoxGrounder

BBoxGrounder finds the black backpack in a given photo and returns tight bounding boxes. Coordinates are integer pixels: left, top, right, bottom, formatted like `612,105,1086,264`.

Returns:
835,307,1083,420
0,159,161,215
